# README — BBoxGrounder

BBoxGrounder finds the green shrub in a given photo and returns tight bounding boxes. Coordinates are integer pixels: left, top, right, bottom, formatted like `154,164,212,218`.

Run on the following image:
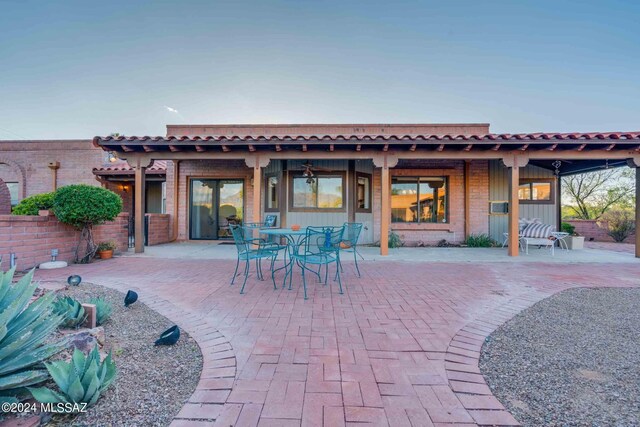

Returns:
388,231,403,248
602,210,635,243
0,267,66,404
465,234,496,247
89,297,112,325
53,185,123,263
561,222,576,235
29,345,116,407
52,296,87,328
12,192,55,216
97,241,117,252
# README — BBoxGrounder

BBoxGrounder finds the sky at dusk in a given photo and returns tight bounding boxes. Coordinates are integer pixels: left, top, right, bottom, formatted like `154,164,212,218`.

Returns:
1,0,639,139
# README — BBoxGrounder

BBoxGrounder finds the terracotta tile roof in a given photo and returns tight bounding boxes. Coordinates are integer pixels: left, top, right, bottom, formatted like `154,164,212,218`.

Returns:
95,132,640,143
93,160,167,174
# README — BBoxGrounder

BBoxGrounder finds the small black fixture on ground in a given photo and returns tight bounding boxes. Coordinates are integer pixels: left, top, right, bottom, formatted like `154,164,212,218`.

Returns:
155,325,180,346
67,275,82,286
124,290,138,307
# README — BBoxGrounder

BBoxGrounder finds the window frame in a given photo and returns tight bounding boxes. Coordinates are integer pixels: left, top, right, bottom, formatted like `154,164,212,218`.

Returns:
355,172,372,213
288,171,347,213
4,182,19,207
518,178,555,205
264,173,280,212
391,176,449,224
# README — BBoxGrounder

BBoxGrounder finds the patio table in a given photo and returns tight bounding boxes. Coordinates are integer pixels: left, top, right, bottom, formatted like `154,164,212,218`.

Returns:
260,227,320,289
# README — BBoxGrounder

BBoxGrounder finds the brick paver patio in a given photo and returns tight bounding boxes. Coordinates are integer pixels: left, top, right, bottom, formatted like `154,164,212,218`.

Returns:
35,252,640,426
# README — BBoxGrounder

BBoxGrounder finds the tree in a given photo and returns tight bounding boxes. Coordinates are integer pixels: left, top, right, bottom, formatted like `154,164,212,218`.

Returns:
562,168,635,220
53,185,122,263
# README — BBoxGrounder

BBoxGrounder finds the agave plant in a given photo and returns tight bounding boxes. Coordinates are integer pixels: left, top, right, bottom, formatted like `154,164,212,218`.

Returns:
53,296,87,328
29,345,116,405
0,267,66,404
88,297,112,326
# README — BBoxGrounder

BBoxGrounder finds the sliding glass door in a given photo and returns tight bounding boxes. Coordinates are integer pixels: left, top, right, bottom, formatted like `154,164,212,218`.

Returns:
189,179,244,239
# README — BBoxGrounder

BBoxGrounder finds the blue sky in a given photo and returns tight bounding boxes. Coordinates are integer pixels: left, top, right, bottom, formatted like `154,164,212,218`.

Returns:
1,0,639,139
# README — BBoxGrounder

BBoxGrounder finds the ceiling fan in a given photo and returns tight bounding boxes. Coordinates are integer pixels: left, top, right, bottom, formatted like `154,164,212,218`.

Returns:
291,161,332,184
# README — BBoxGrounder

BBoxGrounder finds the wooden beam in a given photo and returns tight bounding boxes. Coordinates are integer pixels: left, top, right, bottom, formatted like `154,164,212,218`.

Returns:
169,145,180,152
380,161,391,256
605,143,616,151
436,144,445,152
143,145,155,152
121,145,134,152
508,164,520,256
577,143,587,151
134,165,146,254
409,144,417,152
356,144,361,152
275,144,282,152
464,144,473,152
329,144,335,152
637,167,640,258
221,145,230,152
491,144,501,151
464,160,470,239
383,144,389,152
195,145,205,152
547,143,558,151
519,144,529,151
248,145,256,152
302,144,307,152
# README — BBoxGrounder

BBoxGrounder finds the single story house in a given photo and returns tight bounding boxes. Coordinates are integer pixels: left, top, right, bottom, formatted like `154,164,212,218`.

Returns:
2,123,639,257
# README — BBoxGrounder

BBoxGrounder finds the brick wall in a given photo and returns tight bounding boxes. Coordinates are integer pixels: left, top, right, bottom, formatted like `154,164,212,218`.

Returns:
0,179,10,215
146,213,171,245
175,160,253,240
0,140,107,198
0,212,129,271
566,219,636,243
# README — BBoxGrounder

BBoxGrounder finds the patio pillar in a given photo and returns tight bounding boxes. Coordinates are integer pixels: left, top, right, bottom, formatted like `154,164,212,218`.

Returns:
133,161,146,254
374,154,397,256
246,155,270,225
503,155,528,257
636,167,640,258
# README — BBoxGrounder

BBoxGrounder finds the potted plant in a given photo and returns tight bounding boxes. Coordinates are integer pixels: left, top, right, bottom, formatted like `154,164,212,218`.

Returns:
97,241,117,259
561,222,584,250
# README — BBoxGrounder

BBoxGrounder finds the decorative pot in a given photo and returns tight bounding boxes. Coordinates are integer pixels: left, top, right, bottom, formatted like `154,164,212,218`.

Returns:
567,236,585,250
98,250,113,259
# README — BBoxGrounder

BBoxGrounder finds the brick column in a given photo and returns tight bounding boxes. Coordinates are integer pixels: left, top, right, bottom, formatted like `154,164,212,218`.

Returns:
0,179,11,215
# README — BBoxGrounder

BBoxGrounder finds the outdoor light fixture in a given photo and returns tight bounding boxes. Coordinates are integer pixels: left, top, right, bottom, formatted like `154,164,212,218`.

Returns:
154,325,180,346
552,160,562,176
124,290,138,307
51,249,59,262
67,275,82,286
108,152,118,163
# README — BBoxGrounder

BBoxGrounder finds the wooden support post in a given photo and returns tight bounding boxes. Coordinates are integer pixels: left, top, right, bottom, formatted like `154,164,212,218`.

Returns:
636,167,640,258
556,176,562,233
134,164,146,253
253,159,262,224
507,163,520,256
380,161,390,256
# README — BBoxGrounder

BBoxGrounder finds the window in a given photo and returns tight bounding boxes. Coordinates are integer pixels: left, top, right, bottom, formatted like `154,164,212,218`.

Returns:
356,173,371,212
161,182,167,214
290,173,345,211
391,177,447,223
518,180,553,203
265,175,279,212
5,182,18,206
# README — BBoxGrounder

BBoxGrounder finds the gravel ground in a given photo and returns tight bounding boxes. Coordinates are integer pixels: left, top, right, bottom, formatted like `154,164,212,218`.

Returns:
45,282,202,427
480,287,640,427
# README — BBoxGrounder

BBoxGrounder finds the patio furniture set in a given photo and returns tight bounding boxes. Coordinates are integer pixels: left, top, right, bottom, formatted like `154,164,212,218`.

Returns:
229,221,364,299
502,218,570,256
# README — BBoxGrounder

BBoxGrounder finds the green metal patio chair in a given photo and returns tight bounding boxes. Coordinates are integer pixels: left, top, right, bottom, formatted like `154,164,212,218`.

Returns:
230,224,280,294
292,225,345,300
338,222,364,277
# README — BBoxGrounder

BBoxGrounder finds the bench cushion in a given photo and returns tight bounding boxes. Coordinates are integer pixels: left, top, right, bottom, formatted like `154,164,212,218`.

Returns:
522,223,553,238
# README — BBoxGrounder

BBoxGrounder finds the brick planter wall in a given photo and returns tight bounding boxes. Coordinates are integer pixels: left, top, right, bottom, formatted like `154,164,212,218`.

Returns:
146,213,171,246
565,219,636,243
0,212,129,270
